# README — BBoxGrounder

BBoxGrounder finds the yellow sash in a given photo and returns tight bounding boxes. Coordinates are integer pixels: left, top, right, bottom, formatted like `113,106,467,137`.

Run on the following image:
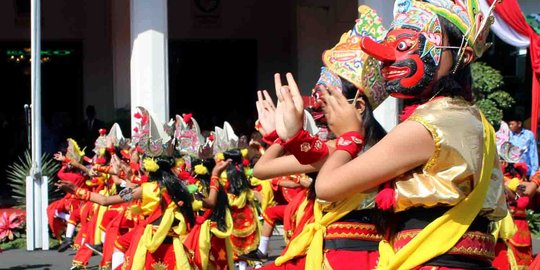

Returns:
196,208,234,270
257,179,275,212
492,211,518,269
377,112,497,269
275,193,367,270
131,203,193,270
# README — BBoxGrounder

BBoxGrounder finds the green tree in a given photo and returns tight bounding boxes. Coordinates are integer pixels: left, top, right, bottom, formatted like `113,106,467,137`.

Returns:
471,61,515,127
6,150,62,207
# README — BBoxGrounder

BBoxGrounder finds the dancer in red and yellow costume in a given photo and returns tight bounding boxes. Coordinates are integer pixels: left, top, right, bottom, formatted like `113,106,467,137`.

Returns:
218,146,261,270
70,135,121,270
57,155,196,270
97,146,145,269
241,172,310,262
184,157,235,270
492,121,533,269
252,6,388,269
48,138,87,244
57,107,198,270
528,170,540,270
311,0,508,269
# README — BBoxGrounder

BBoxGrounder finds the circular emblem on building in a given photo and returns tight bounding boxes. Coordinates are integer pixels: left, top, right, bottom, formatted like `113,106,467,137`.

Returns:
194,0,220,13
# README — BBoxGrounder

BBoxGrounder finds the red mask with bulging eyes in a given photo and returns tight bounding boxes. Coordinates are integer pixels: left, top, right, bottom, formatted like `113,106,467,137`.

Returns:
362,28,441,99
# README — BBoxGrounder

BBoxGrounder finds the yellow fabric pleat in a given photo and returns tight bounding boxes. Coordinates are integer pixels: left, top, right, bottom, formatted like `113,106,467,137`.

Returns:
192,200,203,212
140,182,161,216
131,202,176,270
93,188,111,244
131,225,152,270
228,190,254,209
492,212,518,270
173,237,192,270
211,208,233,238
224,234,235,270
377,112,496,270
196,208,234,270
492,210,517,241
172,211,192,269
506,244,519,270
258,180,275,212
275,193,367,270
198,220,212,270
93,204,107,245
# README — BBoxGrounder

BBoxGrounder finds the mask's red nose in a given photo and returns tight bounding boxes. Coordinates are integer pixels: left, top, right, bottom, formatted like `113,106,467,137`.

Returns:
361,37,396,62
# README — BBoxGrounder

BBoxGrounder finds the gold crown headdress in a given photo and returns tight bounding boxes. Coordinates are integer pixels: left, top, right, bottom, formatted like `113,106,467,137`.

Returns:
131,106,172,157
108,123,129,149
213,121,238,155
93,128,108,156
322,5,388,109
198,135,215,160
66,138,85,163
174,113,205,157
420,0,499,61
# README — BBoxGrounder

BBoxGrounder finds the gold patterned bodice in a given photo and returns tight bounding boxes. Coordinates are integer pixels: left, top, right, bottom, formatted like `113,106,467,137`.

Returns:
394,97,507,220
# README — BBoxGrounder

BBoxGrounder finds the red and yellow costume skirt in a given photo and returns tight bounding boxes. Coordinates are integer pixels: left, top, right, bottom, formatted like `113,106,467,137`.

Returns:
322,220,381,270
508,210,533,269
230,203,261,256
262,205,287,227
393,207,496,269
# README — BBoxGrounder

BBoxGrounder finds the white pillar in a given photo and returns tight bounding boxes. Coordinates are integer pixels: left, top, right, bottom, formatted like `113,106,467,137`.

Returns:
130,0,169,127
360,0,400,132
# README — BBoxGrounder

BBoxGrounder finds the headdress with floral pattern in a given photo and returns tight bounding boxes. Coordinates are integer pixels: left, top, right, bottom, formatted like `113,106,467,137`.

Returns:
321,5,388,109
131,106,172,157
213,121,238,155
422,0,498,59
174,113,205,158
66,138,85,163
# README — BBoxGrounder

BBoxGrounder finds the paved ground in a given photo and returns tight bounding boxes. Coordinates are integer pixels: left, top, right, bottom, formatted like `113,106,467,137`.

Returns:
3,227,539,269
0,226,287,270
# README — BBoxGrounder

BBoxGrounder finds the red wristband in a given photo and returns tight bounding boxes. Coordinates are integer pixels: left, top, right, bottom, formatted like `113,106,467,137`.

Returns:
282,129,328,164
335,131,364,157
531,173,540,187
63,157,72,165
262,130,279,145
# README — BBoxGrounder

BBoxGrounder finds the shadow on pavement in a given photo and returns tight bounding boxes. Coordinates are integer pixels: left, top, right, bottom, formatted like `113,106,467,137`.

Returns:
0,264,52,270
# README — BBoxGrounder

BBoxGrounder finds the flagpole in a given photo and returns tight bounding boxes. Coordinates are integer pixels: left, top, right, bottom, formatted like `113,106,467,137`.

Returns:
27,0,47,251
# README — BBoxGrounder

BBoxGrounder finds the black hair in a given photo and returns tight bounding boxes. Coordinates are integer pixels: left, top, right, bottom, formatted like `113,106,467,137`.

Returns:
340,79,392,236
340,78,387,146
223,149,249,196
430,16,473,102
99,149,114,165
160,171,196,228
503,162,525,178
504,107,526,123
149,156,196,228
192,158,230,231
306,172,318,201
58,140,69,155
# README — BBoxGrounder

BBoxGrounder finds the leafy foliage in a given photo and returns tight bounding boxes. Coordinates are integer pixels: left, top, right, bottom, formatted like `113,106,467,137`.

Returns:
0,212,25,242
6,150,62,207
0,237,26,250
527,209,540,237
471,62,515,127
